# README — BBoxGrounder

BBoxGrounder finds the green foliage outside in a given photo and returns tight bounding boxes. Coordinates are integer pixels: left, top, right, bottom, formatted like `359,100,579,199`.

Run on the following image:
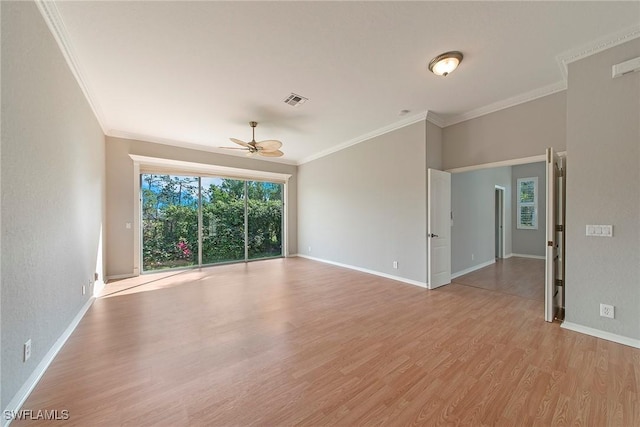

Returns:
519,180,535,203
142,174,282,271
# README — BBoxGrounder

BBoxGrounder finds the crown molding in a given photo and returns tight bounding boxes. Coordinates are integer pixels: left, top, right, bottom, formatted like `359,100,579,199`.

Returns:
443,81,567,127
33,3,640,164
426,111,445,128
107,130,298,166
556,24,640,80
298,111,428,165
443,25,640,128
296,25,640,160
35,0,107,133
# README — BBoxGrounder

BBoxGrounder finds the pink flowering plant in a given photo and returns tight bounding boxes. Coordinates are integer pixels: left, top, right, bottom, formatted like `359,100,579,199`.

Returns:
177,240,192,258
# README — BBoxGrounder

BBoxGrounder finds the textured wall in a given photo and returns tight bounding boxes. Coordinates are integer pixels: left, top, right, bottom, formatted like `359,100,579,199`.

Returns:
451,167,512,275
105,136,298,278
443,91,566,170
298,121,428,284
511,162,546,257
1,1,105,408
565,39,640,340
426,120,442,170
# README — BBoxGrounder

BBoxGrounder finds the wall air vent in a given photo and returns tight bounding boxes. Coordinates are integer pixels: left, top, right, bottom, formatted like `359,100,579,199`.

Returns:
284,93,308,107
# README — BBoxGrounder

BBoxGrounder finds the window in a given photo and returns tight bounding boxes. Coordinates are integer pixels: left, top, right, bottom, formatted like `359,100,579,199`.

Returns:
517,177,538,229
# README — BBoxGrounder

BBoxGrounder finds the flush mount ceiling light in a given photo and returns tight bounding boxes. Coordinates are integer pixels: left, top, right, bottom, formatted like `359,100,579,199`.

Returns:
428,51,463,76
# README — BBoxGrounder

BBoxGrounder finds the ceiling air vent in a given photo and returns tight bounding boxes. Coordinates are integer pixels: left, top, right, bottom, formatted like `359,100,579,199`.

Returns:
283,93,308,107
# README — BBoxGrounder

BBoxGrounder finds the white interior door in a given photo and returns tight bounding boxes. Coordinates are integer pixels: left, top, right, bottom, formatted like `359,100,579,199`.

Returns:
545,148,563,322
428,169,451,289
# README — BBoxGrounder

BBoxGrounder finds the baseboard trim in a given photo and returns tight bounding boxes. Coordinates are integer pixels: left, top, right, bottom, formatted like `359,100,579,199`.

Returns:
561,322,640,349
295,254,427,289
93,280,105,297
451,259,496,280
105,273,136,282
511,253,546,260
2,297,96,427
504,253,514,259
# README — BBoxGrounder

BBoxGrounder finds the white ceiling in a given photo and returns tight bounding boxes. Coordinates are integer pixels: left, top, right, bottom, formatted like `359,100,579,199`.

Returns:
45,1,640,165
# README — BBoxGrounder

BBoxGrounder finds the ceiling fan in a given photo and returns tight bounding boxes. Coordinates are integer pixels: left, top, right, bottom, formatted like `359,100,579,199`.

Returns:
220,121,284,157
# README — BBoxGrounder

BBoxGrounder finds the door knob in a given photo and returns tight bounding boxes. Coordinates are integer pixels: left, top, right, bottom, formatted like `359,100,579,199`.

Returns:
429,233,439,238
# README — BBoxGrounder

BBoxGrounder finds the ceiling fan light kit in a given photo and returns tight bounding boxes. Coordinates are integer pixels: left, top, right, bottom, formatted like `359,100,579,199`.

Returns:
429,51,463,76
220,121,284,158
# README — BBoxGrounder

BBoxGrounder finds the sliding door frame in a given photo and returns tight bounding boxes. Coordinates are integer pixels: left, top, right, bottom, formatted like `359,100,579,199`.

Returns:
131,155,291,276
197,177,203,267
244,181,249,261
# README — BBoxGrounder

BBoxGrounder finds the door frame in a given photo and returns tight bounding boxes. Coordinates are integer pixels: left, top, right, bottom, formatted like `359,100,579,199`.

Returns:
545,148,566,322
494,185,506,259
447,151,567,321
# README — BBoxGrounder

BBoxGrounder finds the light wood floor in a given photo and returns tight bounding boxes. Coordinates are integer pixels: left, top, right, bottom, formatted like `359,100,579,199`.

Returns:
453,257,545,301
15,258,639,426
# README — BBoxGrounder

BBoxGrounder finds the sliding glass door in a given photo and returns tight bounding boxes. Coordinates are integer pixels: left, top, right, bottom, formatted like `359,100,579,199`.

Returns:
141,174,199,271
141,174,284,272
247,181,283,259
201,177,245,265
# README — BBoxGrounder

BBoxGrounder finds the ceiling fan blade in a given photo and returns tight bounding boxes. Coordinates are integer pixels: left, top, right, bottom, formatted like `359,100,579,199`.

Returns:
218,146,249,150
230,138,251,148
255,139,282,152
259,149,284,157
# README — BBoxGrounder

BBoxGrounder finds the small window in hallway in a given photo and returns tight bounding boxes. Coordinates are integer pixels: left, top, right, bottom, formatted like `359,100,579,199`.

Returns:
517,177,538,229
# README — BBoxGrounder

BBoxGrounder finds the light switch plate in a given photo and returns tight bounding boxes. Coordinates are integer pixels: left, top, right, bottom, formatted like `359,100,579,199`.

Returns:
586,225,613,237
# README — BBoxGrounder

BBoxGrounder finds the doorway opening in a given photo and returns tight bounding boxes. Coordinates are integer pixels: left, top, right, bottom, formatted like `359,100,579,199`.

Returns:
446,151,566,321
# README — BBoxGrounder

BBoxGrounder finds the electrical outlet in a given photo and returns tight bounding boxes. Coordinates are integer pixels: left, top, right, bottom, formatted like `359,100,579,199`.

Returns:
471,253,475,261
82,285,86,295
600,303,614,319
24,339,31,362
308,246,312,253
393,261,398,269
